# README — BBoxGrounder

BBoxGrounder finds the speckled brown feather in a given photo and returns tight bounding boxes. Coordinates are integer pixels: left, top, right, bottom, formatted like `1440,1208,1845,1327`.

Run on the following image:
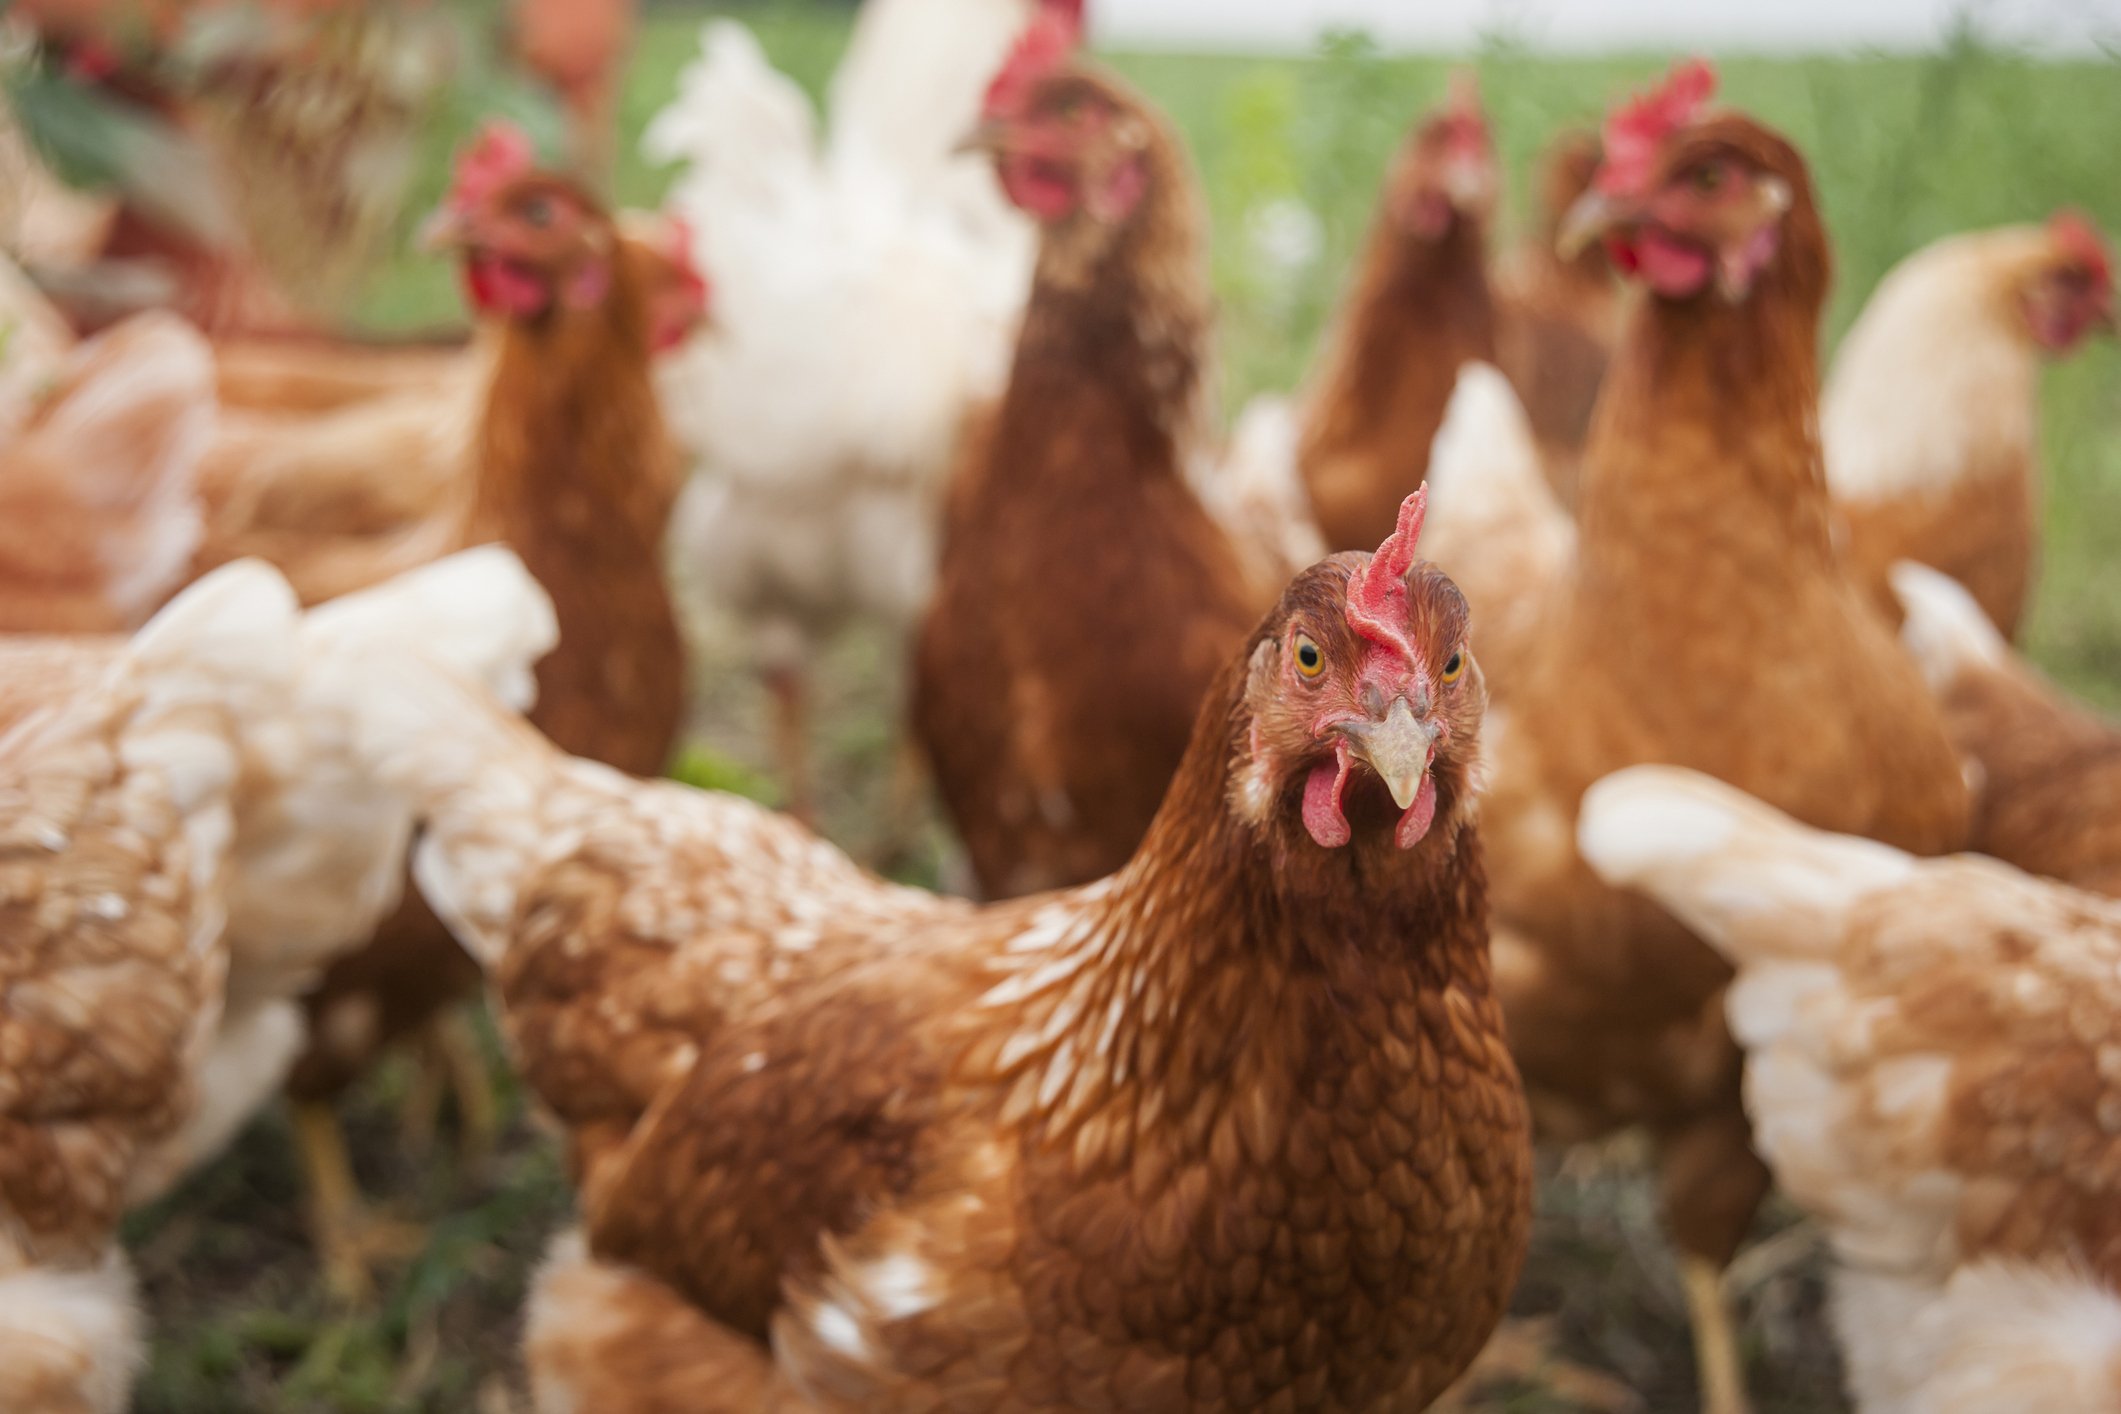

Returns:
913,64,1260,901
0,659,229,1272
1482,114,1971,1268
1298,141,1497,553
384,550,1530,1410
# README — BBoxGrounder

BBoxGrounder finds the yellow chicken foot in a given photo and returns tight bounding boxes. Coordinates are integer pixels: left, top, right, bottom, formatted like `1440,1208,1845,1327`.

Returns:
398,1009,500,1169
1682,1256,1753,1414
295,1100,427,1304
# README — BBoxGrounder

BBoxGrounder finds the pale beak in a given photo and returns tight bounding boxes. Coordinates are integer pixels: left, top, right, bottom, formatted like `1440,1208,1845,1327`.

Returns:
1556,187,1631,260
1337,698,1437,811
1442,154,1493,213
953,116,1010,157
418,205,468,254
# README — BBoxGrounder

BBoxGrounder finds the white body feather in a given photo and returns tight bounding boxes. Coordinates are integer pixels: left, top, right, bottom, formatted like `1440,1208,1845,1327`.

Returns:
649,6,1036,669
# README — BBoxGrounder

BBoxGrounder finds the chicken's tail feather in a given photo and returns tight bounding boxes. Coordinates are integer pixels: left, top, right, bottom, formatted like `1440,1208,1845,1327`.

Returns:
1577,765,1917,969
348,638,569,968
1890,560,2008,695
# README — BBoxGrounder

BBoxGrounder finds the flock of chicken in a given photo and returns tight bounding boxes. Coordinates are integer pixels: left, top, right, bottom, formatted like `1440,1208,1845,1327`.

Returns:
0,0,2117,1410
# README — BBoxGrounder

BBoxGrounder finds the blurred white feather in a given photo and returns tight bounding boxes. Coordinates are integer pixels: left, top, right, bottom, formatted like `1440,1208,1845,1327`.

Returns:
648,1,1037,681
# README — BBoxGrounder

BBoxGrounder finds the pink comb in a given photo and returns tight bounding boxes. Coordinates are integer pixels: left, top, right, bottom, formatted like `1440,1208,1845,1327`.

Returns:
448,120,537,212
1596,58,1717,197
983,6,1082,119
2050,208,2114,287
1437,69,1490,153
1345,488,1428,657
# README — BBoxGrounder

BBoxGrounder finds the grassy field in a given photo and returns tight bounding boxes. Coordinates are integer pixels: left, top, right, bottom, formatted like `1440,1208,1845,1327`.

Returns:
129,6,2120,1412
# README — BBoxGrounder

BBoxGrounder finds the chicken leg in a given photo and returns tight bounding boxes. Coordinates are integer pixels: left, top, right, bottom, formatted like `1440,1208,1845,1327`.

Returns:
294,1101,427,1303
764,662,816,826
399,1008,500,1168
1682,1257,1750,1414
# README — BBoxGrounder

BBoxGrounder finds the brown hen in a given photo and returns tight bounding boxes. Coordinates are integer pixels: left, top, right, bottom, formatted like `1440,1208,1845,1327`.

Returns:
1298,73,1498,553
356,488,1529,1412
913,21,1259,899
1824,211,2115,639
1476,61,1971,1414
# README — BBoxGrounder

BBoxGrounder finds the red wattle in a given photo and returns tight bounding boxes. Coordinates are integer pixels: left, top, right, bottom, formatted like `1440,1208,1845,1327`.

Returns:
1302,748,1353,849
1395,773,1438,849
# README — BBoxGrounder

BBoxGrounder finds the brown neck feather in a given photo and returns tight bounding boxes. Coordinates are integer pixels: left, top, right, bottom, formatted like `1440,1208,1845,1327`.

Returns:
1315,211,1497,421
971,651,1494,1158
986,140,1212,500
1577,160,1835,588
470,236,678,553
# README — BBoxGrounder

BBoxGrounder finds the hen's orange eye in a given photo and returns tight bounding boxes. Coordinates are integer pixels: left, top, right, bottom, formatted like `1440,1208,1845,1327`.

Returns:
1295,636,1324,679
1440,650,1466,684
1689,163,1724,193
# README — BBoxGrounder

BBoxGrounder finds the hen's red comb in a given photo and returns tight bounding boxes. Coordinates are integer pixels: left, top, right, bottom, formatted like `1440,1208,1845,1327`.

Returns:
1345,488,1427,656
1435,69,1489,151
2049,208,2114,288
1596,58,1717,197
982,5,1082,119
448,120,537,212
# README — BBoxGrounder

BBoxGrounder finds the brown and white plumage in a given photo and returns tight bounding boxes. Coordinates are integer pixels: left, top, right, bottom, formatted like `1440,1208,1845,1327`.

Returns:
1893,560,2121,897
0,561,293,1411
354,502,1530,1411
1581,764,2121,1414
0,549,556,1205
0,312,215,634
1826,218,2115,639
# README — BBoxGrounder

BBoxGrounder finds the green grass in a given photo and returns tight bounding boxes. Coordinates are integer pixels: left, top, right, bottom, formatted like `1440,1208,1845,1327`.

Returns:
131,9,2121,1412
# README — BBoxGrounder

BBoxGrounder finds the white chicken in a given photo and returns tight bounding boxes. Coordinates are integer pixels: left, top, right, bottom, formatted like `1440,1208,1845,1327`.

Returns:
648,0,1054,817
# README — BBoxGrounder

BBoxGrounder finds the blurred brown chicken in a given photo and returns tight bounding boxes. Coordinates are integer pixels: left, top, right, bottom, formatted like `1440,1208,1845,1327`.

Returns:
913,17,1259,899
182,124,705,1297
1298,72,1498,552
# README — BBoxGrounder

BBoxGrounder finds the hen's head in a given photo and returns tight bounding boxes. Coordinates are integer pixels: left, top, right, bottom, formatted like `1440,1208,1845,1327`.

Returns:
1230,490,1484,855
1559,60,1809,303
2021,209,2114,353
964,9,1161,242
1386,71,1496,240
426,121,621,326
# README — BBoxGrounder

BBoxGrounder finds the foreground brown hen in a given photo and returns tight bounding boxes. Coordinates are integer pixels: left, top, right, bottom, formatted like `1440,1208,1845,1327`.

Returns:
1475,62,1970,1414
355,489,1530,1412
914,19,1258,899
1299,73,1498,552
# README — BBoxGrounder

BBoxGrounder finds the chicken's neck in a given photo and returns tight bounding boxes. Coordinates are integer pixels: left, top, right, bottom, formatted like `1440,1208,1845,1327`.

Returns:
1576,211,1835,598
987,197,1213,499
469,245,677,557
967,667,1501,1177
1311,215,1497,431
